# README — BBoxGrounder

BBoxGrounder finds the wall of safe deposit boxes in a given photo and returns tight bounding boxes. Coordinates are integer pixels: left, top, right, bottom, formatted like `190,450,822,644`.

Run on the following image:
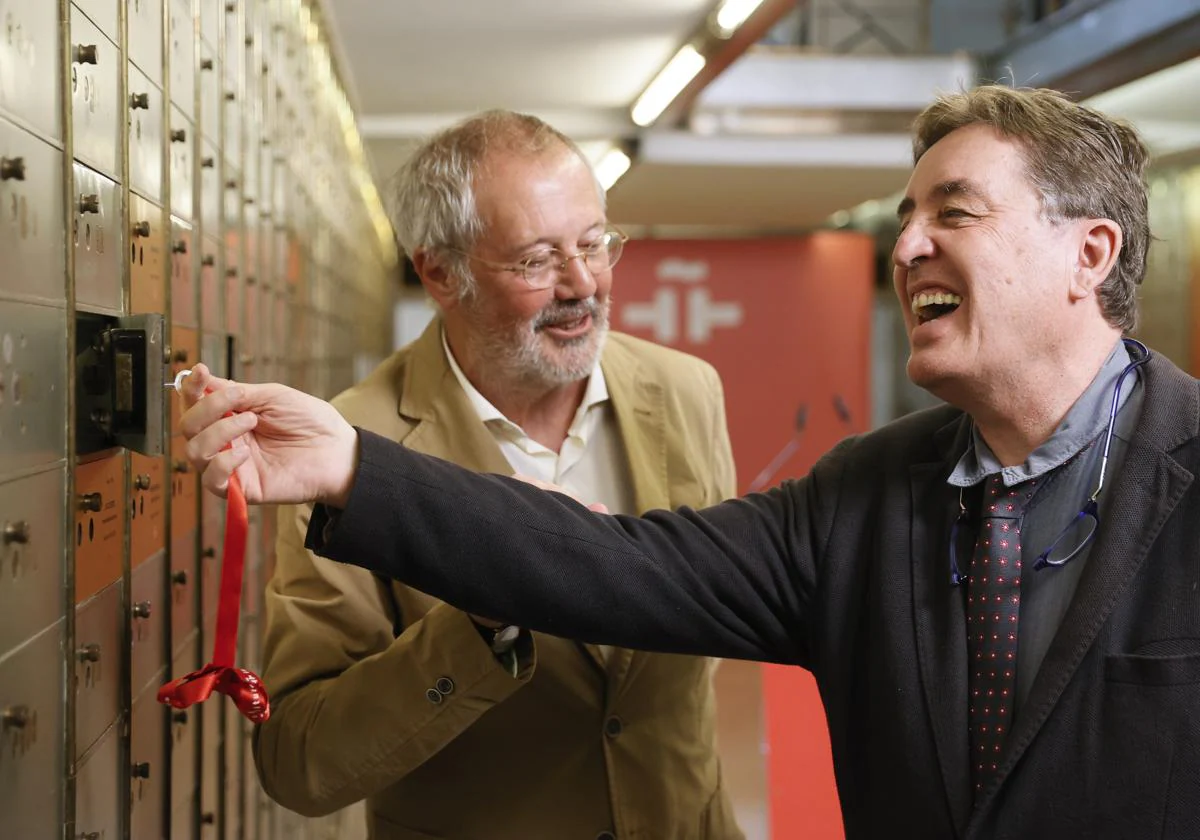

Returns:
0,0,396,838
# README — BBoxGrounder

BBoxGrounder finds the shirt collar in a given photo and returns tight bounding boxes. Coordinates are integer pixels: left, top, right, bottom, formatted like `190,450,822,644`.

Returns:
440,328,608,436
948,339,1137,488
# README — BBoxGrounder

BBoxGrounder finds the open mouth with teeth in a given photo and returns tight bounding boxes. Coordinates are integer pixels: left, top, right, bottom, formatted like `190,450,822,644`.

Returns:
911,292,963,325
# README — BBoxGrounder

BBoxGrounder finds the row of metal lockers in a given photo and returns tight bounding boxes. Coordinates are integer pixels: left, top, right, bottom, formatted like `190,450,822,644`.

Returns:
0,0,395,839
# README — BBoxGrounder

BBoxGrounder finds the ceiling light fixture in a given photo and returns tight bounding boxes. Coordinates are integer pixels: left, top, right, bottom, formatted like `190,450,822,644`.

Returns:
631,45,707,127
713,0,768,37
594,146,633,190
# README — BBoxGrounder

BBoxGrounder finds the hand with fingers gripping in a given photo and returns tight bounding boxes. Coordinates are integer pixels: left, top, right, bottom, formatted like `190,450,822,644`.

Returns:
178,363,361,508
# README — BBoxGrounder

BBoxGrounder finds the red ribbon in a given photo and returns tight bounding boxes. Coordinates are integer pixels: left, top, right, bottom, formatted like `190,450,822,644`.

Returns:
158,397,270,723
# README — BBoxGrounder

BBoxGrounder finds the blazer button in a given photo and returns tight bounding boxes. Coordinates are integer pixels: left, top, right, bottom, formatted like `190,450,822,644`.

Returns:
435,677,455,695
425,687,443,705
596,832,616,840
604,716,622,738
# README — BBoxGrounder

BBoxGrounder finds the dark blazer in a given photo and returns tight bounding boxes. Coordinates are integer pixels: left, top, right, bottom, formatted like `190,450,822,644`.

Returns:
309,352,1200,840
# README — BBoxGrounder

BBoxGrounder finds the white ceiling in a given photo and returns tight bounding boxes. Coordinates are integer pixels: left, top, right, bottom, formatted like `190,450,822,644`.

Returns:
316,1,1200,234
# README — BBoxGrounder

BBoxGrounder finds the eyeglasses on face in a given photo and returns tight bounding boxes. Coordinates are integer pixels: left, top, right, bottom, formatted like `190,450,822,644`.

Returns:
450,228,628,290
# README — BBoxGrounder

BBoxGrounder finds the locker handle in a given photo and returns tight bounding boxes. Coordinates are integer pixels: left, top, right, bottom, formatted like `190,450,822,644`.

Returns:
78,492,103,512
132,220,151,238
131,761,151,779
130,93,150,110
72,44,99,65
2,520,30,544
1,705,29,729
132,600,152,619
172,348,190,362
173,460,191,474
134,473,151,490
79,194,101,214
76,643,101,663
0,157,25,181
172,240,188,255
171,128,187,143
172,710,188,724
171,570,188,585
200,59,214,71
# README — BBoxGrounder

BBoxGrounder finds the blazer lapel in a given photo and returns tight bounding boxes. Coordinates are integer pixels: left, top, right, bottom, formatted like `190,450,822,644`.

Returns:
911,416,974,834
396,319,512,475
596,342,670,682
983,357,1197,815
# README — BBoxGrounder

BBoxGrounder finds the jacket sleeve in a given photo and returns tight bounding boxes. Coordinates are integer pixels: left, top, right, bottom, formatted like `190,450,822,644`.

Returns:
253,500,534,817
309,429,845,668
704,363,738,504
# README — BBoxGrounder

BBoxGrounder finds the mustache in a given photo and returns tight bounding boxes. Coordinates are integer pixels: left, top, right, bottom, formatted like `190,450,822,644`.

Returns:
533,297,604,330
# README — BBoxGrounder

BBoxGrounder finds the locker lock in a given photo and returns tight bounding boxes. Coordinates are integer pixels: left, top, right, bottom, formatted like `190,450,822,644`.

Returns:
73,44,99,65
132,601,152,619
201,813,215,825
76,643,101,663
78,492,103,512
170,128,187,143
172,348,190,363
201,254,215,267
171,569,188,585
79,194,101,214
1,705,30,730
200,157,214,169
132,220,151,238
76,313,167,457
134,473,152,490
200,58,213,71
131,762,151,780
172,710,188,724
0,157,25,181
130,92,150,110
172,240,188,255
2,520,30,544
173,459,191,474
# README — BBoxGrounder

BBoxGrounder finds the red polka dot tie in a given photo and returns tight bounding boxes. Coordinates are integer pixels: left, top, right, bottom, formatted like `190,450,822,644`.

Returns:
967,474,1035,797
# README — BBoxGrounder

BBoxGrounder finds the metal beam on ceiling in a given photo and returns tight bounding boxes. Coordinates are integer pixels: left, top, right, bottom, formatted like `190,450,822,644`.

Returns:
985,0,1200,99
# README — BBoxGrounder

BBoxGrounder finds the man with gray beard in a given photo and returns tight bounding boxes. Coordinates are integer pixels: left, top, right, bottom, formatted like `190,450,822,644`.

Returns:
253,110,745,840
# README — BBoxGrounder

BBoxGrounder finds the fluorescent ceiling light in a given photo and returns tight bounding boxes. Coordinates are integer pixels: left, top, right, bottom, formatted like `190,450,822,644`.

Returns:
594,146,633,191
631,45,707,127
714,0,767,37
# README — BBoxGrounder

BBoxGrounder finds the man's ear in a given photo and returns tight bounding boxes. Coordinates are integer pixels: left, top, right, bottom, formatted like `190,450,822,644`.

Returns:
411,248,461,309
1069,218,1122,301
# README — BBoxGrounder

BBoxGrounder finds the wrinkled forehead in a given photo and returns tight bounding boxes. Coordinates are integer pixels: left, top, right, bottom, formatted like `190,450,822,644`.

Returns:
901,125,1040,211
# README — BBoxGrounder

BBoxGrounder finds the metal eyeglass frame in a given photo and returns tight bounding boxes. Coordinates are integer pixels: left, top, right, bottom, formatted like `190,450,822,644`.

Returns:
447,229,628,290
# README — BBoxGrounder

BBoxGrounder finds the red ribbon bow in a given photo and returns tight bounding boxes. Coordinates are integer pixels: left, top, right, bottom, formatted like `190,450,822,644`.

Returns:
158,395,270,723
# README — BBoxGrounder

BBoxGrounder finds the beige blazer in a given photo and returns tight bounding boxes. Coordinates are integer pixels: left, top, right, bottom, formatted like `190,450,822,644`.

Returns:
254,319,744,839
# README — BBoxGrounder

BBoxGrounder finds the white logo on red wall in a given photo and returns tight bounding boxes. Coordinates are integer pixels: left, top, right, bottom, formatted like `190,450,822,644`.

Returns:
619,258,744,345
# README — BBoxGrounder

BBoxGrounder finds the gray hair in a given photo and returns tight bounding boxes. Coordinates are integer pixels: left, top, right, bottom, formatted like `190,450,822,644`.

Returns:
912,85,1150,332
386,110,606,299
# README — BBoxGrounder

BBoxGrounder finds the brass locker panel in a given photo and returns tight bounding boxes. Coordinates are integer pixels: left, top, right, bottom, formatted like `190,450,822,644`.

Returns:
168,0,196,117
130,683,167,840
169,640,199,813
169,325,198,432
199,137,220,236
0,621,65,840
170,108,194,222
199,699,220,837
0,0,61,140
130,451,166,565
69,7,121,179
74,161,124,312
127,0,164,87
0,118,67,303
74,0,119,48
170,434,198,536
130,549,166,697
169,529,197,657
74,579,121,758
0,467,65,655
76,724,123,840
75,452,125,604
0,302,69,472
128,63,163,204
171,218,197,327
199,238,221,332
129,196,166,315
198,39,219,145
